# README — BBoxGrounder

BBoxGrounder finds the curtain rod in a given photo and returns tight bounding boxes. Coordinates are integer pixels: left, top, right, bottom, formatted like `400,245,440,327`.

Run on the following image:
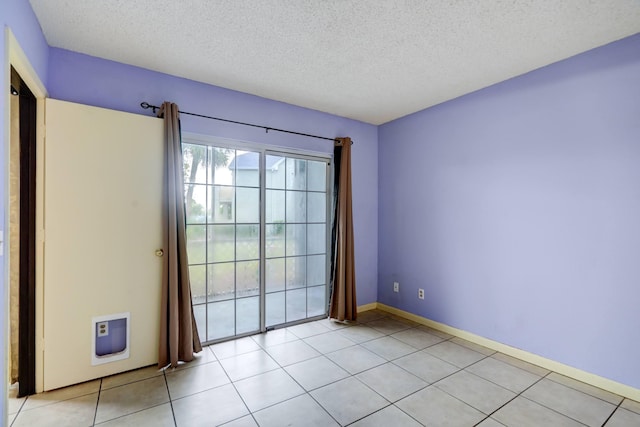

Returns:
140,102,350,144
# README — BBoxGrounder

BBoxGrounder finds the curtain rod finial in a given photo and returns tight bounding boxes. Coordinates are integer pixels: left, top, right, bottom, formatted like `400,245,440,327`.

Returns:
141,102,159,114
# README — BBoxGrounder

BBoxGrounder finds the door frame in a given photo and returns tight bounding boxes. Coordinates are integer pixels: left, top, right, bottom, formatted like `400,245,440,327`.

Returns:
5,28,48,394
10,66,37,397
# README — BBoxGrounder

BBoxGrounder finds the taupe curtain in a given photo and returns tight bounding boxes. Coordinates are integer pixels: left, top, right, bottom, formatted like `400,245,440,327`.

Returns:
157,102,202,368
329,137,357,321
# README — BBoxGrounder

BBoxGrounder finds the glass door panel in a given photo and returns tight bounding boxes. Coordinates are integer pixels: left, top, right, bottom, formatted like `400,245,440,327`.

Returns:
265,153,328,328
184,144,261,341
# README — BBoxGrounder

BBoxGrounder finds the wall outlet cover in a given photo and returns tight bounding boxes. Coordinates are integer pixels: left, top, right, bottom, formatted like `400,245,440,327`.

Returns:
97,321,109,337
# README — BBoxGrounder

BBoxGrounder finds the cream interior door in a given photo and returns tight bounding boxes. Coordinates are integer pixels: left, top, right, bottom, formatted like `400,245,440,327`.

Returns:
43,99,163,390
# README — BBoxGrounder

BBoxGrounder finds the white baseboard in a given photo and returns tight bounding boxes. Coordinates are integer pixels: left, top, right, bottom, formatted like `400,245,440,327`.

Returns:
358,302,640,402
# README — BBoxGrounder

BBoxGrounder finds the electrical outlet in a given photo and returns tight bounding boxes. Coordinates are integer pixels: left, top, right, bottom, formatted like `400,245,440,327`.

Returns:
393,282,399,293
418,288,425,300
97,321,109,337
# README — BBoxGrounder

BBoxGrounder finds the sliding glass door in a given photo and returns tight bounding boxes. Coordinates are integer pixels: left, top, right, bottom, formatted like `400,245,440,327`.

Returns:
184,140,329,343
264,155,328,327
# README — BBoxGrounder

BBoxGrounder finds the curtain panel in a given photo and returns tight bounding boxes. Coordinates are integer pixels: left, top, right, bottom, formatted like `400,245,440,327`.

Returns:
157,102,202,368
329,137,357,321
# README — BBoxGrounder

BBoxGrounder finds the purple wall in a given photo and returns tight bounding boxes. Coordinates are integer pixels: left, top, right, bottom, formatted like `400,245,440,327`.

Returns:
378,34,640,389
48,48,379,305
1,0,49,420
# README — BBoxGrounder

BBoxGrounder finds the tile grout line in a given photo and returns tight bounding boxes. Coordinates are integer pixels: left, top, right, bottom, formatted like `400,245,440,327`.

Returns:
455,353,519,390
250,331,343,425
433,352,492,384
516,395,591,426
330,323,439,373
214,344,261,426
318,324,421,424
404,353,499,423
91,378,103,426
296,384,344,426
8,393,28,427
342,403,395,427
514,375,622,426
354,330,553,427
346,367,427,426
477,370,608,427
341,318,463,426
319,319,465,425
619,399,640,416
162,369,178,427
225,320,412,425
601,399,624,426
381,311,630,423
312,320,450,426
344,403,425,427
471,371,551,427
544,374,625,407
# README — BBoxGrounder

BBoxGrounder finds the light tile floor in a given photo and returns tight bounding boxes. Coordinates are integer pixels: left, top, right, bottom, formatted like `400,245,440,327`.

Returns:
8,310,640,426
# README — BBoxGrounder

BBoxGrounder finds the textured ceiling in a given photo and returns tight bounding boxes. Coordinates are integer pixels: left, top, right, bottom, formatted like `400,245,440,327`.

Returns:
30,1,640,125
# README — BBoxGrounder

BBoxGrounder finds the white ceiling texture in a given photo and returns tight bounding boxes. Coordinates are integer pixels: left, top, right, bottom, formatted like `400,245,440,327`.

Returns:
30,0,640,125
